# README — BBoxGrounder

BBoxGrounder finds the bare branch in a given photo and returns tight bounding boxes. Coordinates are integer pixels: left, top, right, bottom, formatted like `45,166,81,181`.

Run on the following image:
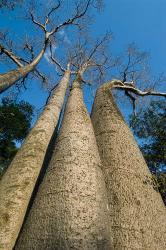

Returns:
49,0,91,36
30,12,46,32
122,52,131,82
45,1,61,28
0,43,23,67
49,43,76,74
125,90,136,115
49,43,65,72
87,33,110,63
102,79,166,98
24,43,35,62
114,84,166,97
47,1,61,19
119,44,149,85
34,68,47,83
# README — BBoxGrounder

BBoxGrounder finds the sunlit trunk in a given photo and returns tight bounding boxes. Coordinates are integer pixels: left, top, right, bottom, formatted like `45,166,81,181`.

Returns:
15,76,112,250
91,86,166,250
0,70,70,250
0,41,47,94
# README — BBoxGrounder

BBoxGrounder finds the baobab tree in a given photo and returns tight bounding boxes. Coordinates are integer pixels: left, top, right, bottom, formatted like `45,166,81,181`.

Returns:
91,48,166,249
15,36,113,250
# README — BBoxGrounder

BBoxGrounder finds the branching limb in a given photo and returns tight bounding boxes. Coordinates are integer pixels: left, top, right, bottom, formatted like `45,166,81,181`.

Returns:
87,33,110,63
49,43,76,74
30,12,46,32
102,79,166,98
125,90,137,115
49,43,65,72
30,1,61,37
114,84,166,97
45,1,61,26
0,42,49,90
101,79,166,116
122,53,131,82
0,42,47,83
34,69,47,83
0,43,23,67
24,43,35,62
49,0,91,36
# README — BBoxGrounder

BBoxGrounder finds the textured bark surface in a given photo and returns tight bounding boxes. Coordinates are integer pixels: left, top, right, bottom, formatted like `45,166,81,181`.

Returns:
15,80,112,250
0,42,47,93
91,87,166,250
0,70,70,250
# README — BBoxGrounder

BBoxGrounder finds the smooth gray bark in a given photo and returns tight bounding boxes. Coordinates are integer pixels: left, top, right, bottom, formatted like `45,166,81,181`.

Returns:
91,86,166,250
0,70,70,250
0,41,47,93
15,78,112,250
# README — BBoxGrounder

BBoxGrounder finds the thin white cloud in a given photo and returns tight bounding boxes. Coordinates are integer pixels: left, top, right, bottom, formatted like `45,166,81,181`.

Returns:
59,30,65,36
59,29,71,45
44,44,57,64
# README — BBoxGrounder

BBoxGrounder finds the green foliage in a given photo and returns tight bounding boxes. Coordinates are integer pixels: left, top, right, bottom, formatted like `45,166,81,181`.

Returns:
130,100,166,171
154,173,166,206
0,97,34,176
130,99,166,205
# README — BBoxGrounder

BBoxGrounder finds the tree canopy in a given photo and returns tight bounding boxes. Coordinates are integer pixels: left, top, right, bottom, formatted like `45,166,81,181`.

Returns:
130,100,166,173
0,97,34,175
130,99,166,204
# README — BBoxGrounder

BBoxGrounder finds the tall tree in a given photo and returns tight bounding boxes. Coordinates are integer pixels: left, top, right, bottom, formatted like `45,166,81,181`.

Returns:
15,70,112,249
0,68,70,250
91,81,166,249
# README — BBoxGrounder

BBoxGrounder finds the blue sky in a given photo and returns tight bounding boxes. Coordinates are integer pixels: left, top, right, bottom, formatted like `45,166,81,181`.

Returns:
0,0,166,118
98,0,166,74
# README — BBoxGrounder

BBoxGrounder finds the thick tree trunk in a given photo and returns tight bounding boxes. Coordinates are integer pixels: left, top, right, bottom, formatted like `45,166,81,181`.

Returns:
91,86,166,250
0,70,70,250
0,41,47,94
15,77,112,250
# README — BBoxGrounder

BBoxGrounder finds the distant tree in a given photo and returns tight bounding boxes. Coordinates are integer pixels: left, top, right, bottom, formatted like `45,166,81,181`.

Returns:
130,99,166,205
130,100,166,172
0,97,34,175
